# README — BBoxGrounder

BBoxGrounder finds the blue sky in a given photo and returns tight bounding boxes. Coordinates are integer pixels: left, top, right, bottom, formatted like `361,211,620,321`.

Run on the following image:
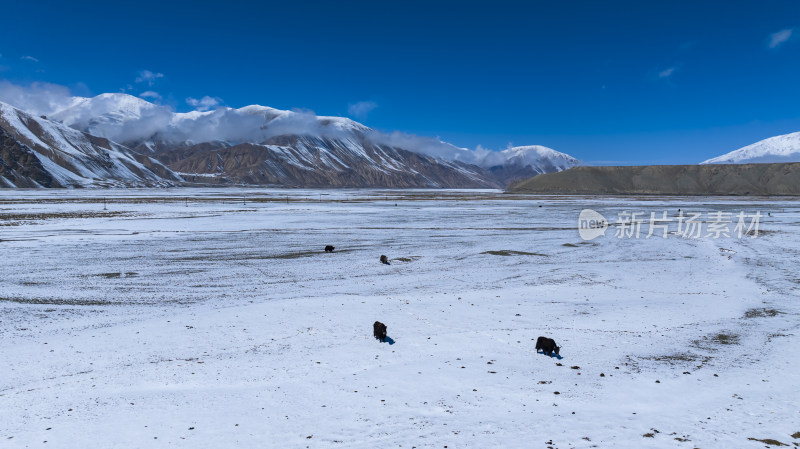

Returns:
1,0,799,164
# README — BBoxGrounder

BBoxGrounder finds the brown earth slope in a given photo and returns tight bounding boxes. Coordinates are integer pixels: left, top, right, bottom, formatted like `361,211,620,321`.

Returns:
507,163,800,195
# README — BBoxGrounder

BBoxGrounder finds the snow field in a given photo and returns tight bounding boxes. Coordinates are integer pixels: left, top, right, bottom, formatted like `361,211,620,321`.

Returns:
1,190,798,448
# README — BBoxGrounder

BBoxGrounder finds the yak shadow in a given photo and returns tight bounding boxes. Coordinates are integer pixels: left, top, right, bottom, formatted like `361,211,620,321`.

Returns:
382,336,395,345
537,350,563,360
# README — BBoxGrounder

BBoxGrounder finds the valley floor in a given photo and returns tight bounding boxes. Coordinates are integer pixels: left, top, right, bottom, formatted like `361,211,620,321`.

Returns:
1,189,798,448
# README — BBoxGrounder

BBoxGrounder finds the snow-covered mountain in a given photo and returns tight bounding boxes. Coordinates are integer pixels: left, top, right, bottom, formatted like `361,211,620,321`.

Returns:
40,93,579,187
483,145,579,171
702,131,800,164
50,95,372,150
157,138,497,188
0,101,180,188
480,145,581,183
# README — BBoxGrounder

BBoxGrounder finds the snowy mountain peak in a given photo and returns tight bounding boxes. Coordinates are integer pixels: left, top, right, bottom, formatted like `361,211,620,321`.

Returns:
48,93,165,144
234,104,287,119
480,145,580,171
53,93,157,121
503,145,579,165
317,115,372,134
702,131,800,164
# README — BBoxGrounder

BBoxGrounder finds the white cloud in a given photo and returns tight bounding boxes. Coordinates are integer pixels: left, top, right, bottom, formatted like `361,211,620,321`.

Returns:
186,96,222,111
0,80,75,116
21,55,39,62
135,70,164,86
768,28,794,49
658,67,676,78
366,130,479,164
139,91,162,101
347,101,378,119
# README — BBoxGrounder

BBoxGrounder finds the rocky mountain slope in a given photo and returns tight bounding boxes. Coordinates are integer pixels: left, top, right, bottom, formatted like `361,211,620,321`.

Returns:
507,163,800,195
0,101,180,188
158,137,499,188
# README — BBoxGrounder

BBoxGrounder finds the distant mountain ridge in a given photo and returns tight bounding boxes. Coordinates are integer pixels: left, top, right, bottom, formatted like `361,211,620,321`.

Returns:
508,163,800,196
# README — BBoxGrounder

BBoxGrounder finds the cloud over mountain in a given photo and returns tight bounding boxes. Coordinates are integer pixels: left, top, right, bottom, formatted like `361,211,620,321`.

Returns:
0,80,579,173
0,80,75,116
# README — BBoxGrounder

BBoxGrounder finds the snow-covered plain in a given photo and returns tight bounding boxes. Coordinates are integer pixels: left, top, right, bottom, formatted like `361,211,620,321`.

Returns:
1,189,798,448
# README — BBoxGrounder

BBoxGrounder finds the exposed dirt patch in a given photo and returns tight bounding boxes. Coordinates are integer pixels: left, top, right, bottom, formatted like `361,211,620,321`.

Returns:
691,332,740,350
746,229,779,237
0,211,129,226
640,353,713,369
748,437,788,446
646,353,698,363
392,256,421,263
482,250,548,257
176,248,361,262
744,308,783,319
708,332,740,345
94,272,139,279
0,296,125,306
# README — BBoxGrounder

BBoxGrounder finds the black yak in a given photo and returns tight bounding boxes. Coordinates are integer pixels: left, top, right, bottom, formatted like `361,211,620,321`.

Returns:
535,336,560,357
325,245,335,253
373,321,387,342
380,255,390,265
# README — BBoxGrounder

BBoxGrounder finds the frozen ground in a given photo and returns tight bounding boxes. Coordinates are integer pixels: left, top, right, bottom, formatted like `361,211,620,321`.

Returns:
1,188,798,448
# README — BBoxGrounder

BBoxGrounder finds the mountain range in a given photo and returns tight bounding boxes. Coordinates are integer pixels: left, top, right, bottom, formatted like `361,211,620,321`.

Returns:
0,93,579,188
2,92,799,188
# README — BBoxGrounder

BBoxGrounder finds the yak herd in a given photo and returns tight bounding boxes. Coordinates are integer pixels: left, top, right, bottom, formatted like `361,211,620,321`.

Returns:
324,245,562,358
